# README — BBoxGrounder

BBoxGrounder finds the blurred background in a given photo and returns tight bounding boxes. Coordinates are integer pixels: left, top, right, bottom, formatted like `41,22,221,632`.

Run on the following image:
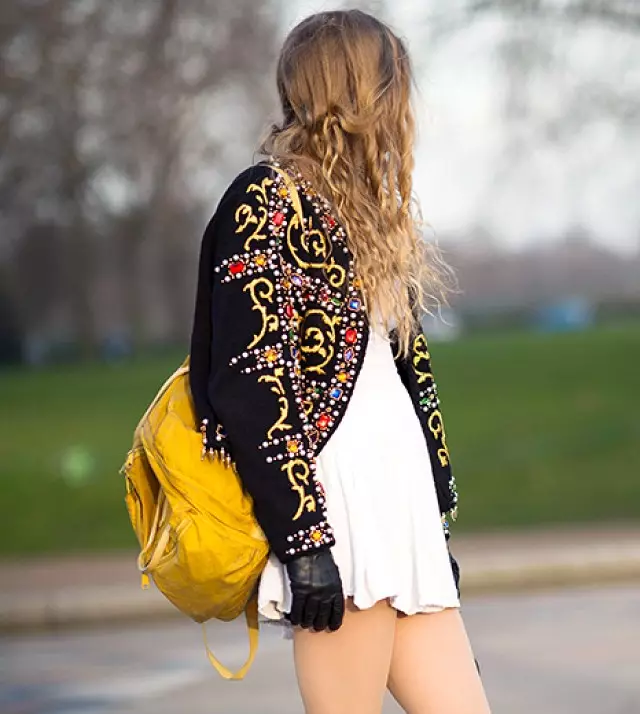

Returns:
1,0,638,555
1,2,639,712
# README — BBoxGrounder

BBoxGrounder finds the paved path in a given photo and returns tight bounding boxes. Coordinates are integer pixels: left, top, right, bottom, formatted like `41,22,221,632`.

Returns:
2,585,639,714
2,525,640,630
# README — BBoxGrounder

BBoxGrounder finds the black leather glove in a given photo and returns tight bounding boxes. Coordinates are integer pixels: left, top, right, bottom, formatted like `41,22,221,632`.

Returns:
446,536,480,674
449,550,461,598
285,550,345,632
445,532,461,598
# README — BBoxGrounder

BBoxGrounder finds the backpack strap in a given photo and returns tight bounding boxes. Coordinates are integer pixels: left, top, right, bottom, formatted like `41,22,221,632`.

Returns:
202,595,260,681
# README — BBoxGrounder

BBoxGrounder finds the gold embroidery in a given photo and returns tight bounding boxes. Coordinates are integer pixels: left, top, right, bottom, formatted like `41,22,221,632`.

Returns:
326,258,347,288
412,334,433,384
301,309,341,375
282,459,317,520
438,445,450,467
235,177,273,251
302,223,330,262
286,214,346,288
243,277,278,349
428,410,450,467
258,374,292,440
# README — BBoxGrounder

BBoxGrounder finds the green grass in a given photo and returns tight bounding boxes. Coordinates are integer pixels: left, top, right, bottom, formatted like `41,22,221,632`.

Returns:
1,324,639,556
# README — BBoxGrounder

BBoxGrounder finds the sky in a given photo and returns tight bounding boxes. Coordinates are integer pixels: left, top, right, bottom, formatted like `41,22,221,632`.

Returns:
282,1,640,253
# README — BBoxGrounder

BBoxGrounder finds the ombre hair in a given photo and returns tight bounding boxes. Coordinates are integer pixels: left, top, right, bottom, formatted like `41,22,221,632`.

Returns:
260,9,452,356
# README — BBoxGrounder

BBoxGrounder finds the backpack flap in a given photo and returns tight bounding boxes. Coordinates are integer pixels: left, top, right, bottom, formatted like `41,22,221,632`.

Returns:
122,444,162,561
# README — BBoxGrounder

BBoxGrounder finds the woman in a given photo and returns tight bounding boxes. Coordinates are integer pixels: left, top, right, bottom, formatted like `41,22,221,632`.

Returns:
190,9,491,714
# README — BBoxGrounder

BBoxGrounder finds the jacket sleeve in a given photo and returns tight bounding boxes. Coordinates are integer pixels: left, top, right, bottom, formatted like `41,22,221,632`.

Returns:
392,327,459,531
189,165,335,563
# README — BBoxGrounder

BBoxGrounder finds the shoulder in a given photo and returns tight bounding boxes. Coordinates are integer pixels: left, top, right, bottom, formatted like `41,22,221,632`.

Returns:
215,163,276,216
201,163,277,255
204,161,317,275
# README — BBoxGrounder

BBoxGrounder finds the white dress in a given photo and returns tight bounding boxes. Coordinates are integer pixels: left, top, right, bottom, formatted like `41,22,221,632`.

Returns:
258,327,460,622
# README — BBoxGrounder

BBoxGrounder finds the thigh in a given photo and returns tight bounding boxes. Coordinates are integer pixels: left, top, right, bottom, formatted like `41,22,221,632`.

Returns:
293,598,397,714
387,608,491,714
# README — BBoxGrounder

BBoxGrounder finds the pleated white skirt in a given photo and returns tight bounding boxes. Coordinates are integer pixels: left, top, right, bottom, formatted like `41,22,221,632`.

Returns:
258,329,460,623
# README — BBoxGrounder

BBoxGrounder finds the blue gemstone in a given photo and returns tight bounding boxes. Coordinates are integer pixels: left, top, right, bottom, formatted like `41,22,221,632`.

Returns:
348,298,361,311
330,387,343,400
344,348,354,362
291,274,303,286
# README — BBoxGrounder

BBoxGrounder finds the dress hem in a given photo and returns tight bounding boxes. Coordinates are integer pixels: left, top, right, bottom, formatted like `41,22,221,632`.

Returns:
258,590,460,625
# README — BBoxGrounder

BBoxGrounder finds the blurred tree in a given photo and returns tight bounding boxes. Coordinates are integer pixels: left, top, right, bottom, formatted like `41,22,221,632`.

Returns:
0,0,281,357
402,0,640,261
431,1,640,33
424,0,639,142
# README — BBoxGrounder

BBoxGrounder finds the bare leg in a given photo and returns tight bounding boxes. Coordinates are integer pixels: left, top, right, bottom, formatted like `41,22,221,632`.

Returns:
293,598,397,714
387,608,491,714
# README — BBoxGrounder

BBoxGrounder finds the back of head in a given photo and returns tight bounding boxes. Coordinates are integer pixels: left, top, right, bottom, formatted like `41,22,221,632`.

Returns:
262,10,451,355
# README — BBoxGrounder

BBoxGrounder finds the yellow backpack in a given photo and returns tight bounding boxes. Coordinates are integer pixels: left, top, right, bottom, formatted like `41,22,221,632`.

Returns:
121,358,269,680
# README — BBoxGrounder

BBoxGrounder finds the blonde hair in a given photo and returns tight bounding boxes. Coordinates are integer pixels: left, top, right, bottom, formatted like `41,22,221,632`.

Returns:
260,10,452,356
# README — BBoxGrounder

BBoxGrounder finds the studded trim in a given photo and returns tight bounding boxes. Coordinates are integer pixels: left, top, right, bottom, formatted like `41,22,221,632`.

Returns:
206,163,458,559
409,332,459,522
211,163,369,558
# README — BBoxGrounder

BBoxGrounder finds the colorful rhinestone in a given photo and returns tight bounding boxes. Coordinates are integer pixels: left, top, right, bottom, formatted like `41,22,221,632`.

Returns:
345,328,357,344
229,260,245,276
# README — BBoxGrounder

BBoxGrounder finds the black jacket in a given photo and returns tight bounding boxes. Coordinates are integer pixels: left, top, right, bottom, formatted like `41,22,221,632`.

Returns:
190,163,458,563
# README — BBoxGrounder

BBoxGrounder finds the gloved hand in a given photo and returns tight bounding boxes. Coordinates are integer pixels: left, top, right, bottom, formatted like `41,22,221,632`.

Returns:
446,535,480,674
445,532,461,598
449,550,461,598
285,550,345,632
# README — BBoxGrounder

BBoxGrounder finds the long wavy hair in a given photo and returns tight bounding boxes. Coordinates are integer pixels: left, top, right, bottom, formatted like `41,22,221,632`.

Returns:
260,10,453,357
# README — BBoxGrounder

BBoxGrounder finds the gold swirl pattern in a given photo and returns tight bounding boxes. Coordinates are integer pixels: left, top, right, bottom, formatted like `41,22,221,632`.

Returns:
412,333,433,385
300,309,341,375
235,177,273,251
428,410,450,467
258,373,292,440
281,459,317,520
326,258,347,288
243,277,279,349
286,214,346,288
302,223,330,262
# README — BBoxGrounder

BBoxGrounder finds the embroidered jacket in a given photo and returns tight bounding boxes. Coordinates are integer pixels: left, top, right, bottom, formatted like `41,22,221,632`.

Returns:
189,163,458,563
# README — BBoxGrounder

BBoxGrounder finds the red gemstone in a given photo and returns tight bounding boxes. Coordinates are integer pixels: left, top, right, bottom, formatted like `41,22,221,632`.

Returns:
345,327,357,344
325,215,336,229
316,413,331,430
285,303,294,319
229,260,245,276
319,288,330,303
272,211,285,227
